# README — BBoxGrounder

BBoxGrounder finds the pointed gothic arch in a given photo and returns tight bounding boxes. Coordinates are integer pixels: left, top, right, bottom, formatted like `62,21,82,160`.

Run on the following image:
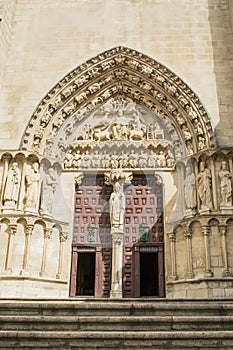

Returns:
20,46,215,160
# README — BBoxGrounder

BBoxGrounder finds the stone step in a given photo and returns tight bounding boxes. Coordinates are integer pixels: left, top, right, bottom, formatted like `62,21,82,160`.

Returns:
1,299,233,316
0,315,233,331
0,330,233,349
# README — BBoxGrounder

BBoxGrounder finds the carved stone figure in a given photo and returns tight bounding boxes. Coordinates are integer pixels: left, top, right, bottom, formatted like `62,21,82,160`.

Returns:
109,182,125,231
72,150,82,168
3,162,21,207
219,161,232,206
24,162,40,210
128,150,137,168
138,150,147,168
147,150,156,168
64,150,73,169
40,168,58,216
157,151,167,167
197,161,212,209
92,150,101,168
184,166,197,210
166,150,175,168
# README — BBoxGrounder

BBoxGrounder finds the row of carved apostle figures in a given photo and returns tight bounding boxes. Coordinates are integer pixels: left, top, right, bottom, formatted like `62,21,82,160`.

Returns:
64,149,175,169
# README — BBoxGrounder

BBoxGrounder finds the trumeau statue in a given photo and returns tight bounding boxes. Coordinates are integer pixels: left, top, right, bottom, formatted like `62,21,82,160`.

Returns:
24,162,40,210
40,168,58,216
219,161,232,207
3,162,21,207
109,181,125,232
184,165,196,210
197,161,212,209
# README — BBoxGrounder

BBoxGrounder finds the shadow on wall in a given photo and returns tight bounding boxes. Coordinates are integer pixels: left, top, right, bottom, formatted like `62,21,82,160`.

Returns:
208,0,233,147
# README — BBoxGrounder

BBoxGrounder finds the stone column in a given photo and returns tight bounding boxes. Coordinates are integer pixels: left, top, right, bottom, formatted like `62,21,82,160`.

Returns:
210,156,218,210
168,232,178,280
56,231,68,279
202,225,213,277
39,228,52,277
4,224,17,272
219,225,231,277
184,228,194,279
20,224,33,274
110,232,124,298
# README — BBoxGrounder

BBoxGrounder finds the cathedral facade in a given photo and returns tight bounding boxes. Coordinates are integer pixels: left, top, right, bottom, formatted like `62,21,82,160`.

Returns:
0,0,233,300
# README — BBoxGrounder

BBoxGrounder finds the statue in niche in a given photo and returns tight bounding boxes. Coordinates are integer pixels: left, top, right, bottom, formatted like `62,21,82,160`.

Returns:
219,161,232,206
109,182,125,231
197,161,212,209
40,168,58,216
3,162,21,207
24,162,40,210
184,165,197,210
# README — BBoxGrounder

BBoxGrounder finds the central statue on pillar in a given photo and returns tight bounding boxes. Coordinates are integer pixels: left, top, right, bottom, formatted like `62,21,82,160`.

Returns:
104,169,132,298
109,181,125,233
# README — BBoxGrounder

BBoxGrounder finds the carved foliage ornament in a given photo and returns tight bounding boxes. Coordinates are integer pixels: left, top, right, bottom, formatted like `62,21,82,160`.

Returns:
20,47,215,158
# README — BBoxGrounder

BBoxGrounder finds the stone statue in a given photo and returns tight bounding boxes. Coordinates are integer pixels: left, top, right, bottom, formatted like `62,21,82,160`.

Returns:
24,162,40,210
109,182,125,231
3,162,21,207
40,168,58,216
64,150,73,169
219,161,232,206
197,161,212,209
184,165,196,210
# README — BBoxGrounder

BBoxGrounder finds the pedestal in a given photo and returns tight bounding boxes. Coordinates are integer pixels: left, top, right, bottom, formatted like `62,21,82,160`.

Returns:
110,230,124,299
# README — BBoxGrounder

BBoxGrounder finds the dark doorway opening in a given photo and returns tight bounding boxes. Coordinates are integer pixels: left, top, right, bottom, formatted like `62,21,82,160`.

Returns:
76,253,95,296
140,252,159,297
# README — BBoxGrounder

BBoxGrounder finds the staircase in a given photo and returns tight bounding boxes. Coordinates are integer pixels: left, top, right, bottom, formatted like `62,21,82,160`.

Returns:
0,299,233,349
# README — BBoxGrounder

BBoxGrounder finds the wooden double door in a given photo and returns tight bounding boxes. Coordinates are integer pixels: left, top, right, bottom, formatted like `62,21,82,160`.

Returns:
70,173,165,298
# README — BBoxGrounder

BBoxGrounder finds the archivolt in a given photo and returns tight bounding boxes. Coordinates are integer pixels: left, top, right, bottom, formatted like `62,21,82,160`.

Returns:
20,46,216,158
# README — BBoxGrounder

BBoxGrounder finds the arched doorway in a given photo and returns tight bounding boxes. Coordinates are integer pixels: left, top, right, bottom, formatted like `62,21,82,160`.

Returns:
19,46,215,299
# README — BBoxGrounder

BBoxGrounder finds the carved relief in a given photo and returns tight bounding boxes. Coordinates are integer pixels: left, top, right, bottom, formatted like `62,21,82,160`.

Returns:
20,47,215,158
184,165,197,212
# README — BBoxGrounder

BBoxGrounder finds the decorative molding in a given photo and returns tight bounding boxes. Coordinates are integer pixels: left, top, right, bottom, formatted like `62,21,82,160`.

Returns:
19,46,216,159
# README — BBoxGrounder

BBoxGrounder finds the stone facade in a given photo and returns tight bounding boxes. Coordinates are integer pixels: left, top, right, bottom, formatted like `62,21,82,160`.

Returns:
0,0,233,299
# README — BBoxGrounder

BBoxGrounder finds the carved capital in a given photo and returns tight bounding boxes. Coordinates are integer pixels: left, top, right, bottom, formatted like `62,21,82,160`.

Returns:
43,228,52,239
219,225,227,237
168,232,176,242
74,172,84,186
25,225,34,236
104,170,133,186
184,228,192,239
59,231,68,243
8,224,17,236
112,233,123,245
202,225,210,236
